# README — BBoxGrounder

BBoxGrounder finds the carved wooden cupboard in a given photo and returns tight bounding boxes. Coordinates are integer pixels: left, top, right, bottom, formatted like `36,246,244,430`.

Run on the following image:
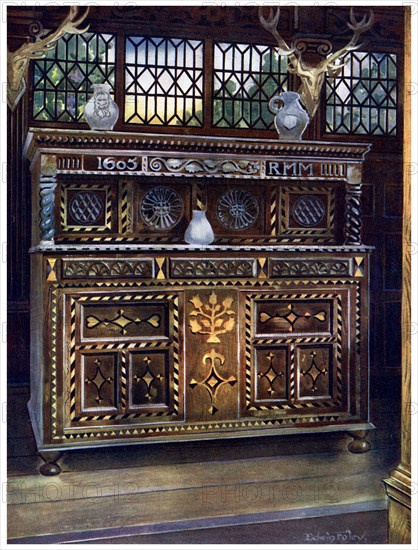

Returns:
25,129,373,475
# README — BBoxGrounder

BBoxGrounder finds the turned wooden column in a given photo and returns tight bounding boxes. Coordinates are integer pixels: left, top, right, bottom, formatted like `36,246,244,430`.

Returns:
382,8,412,543
31,153,57,246
344,164,363,246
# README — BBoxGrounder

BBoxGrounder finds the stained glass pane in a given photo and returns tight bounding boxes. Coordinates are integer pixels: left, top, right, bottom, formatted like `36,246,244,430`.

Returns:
32,32,116,123
325,51,397,135
212,41,288,129
124,36,204,126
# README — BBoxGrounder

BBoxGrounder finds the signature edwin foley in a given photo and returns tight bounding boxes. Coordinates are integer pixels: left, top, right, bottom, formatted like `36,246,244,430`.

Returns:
304,530,367,543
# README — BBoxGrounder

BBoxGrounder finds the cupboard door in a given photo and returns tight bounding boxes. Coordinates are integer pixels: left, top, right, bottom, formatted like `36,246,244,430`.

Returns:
61,289,184,434
240,286,357,420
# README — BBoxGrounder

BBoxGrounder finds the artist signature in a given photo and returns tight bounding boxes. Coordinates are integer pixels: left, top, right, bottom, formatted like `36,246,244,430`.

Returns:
304,529,367,543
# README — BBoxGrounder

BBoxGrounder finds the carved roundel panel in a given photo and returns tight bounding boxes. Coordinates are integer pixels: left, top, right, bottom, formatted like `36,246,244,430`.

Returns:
69,190,104,225
216,189,259,230
292,195,326,227
140,187,184,230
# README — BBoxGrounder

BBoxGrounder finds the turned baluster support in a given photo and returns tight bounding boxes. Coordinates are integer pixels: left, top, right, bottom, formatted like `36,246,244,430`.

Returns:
346,430,371,453
39,451,63,476
35,154,58,245
40,175,57,243
344,164,363,246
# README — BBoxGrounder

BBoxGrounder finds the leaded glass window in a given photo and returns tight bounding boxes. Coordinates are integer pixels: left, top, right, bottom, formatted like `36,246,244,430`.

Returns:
213,42,288,129
325,51,397,135
32,32,116,122
125,36,204,126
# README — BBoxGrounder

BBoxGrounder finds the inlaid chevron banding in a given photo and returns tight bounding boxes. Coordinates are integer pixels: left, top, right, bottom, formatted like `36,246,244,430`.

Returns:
60,412,346,440
270,187,277,236
120,351,127,408
336,296,343,400
51,287,59,434
120,183,129,234
289,344,295,402
172,296,180,415
245,297,252,407
69,298,77,420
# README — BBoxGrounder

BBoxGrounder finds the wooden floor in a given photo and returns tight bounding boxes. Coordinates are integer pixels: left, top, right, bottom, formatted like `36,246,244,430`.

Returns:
7,385,399,544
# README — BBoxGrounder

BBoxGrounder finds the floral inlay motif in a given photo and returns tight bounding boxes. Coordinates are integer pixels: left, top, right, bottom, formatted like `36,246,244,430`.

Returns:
189,292,235,343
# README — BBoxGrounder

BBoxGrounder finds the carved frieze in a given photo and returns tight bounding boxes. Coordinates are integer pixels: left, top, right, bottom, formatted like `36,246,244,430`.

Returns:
148,157,261,177
170,258,255,278
62,259,153,279
270,259,351,277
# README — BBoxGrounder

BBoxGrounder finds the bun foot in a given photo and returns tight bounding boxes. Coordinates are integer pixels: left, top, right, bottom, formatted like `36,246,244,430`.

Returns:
347,430,371,453
39,452,63,476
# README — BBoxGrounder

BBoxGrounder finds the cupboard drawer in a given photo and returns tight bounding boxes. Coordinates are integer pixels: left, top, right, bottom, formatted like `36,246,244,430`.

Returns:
79,301,169,341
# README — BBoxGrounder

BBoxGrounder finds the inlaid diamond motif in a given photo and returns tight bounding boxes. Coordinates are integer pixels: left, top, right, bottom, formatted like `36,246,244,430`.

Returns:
189,349,237,414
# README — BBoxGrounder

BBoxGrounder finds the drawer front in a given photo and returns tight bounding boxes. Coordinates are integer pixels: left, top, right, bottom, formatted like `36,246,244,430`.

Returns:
254,298,333,336
80,301,169,341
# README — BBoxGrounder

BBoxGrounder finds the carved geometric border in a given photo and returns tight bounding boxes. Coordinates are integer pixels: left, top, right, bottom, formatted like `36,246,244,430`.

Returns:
60,183,113,232
58,412,353,441
50,286,59,437
54,275,363,290
244,291,343,412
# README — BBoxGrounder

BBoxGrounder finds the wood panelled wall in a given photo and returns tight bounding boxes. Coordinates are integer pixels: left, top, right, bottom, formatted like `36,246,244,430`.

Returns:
7,5,404,404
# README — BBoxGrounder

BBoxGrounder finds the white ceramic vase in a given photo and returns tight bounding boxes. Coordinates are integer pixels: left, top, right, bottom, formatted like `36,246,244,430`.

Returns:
84,83,119,131
184,210,215,245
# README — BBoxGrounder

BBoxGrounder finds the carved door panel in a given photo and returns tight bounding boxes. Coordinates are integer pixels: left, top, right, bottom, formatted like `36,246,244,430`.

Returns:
240,286,356,420
61,289,184,433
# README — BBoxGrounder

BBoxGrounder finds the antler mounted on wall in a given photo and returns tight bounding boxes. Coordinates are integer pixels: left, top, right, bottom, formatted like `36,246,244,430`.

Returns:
7,6,90,111
259,7,374,118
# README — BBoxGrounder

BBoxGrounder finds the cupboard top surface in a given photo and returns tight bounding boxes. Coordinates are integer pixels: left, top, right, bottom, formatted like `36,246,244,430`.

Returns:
24,128,372,162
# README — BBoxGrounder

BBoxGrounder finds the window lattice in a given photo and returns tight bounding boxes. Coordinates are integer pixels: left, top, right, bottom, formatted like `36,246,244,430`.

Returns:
125,36,204,126
325,51,397,135
213,42,289,129
32,33,116,122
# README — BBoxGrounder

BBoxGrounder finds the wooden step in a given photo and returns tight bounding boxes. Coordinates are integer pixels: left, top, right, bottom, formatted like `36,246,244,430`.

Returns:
8,450,390,539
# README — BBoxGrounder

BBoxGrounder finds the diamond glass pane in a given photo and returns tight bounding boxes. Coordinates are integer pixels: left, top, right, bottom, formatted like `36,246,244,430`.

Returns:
32,33,116,122
325,51,397,135
125,36,204,126
213,41,288,129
